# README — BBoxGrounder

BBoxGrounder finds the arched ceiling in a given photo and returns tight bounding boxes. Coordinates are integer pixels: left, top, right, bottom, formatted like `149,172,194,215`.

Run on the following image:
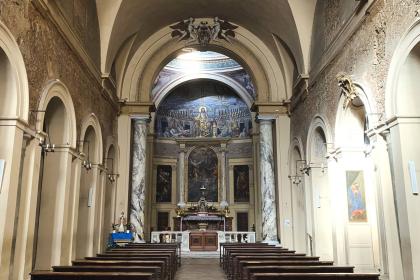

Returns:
96,0,317,75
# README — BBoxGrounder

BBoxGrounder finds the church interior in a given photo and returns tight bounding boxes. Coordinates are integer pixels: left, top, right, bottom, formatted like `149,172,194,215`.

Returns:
1,1,420,280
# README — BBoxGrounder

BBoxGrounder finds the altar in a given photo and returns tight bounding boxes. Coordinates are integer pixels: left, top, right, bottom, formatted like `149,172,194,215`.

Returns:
173,214,233,231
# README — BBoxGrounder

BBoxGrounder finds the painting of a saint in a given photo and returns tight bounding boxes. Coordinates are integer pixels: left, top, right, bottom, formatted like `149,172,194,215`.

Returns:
234,165,250,202
156,165,172,203
188,147,218,202
346,171,367,222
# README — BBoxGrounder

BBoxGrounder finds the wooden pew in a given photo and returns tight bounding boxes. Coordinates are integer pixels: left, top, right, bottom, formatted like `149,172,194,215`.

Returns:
236,260,334,280
242,266,354,280
220,243,273,266
229,255,321,279
249,273,380,280
53,266,161,280
223,246,288,270
72,260,169,280
98,250,177,271
31,271,154,280
108,245,181,267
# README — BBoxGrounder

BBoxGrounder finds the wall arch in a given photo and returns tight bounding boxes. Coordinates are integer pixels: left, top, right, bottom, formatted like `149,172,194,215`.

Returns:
0,21,28,121
79,113,104,164
386,19,420,117
34,94,72,270
306,115,334,261
120,22,290,104
36,80,77,148
289,137,307,254
153,74,254,108
75,113,104,258
382,20,420,278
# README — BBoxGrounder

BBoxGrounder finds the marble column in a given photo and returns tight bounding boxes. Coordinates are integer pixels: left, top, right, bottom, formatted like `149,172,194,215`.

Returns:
130,117,148,242
259,117,279,244
177,144,186,208
220,144,228,208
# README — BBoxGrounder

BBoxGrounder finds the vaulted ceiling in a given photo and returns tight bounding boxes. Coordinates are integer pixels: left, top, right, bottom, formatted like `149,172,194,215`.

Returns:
95,0,317,75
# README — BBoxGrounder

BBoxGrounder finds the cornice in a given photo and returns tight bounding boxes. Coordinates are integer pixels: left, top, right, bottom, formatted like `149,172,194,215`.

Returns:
308,0,378,87
32,0,119,110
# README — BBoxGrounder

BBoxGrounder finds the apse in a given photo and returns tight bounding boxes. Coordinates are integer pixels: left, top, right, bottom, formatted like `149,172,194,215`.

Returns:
155,79,252,139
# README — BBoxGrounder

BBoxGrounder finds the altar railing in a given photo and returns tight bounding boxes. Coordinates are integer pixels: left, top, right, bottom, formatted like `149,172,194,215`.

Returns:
150,230,256,251
220,231,256,243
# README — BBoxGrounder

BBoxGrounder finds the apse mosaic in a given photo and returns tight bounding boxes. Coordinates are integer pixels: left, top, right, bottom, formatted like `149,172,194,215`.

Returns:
188,147,218,202
155,80,252,138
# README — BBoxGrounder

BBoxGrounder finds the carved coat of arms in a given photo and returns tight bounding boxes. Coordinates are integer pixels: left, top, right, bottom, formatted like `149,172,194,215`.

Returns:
170,17,238,46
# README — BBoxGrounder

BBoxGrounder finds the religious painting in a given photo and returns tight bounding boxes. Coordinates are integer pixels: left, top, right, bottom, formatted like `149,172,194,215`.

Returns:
156,165,172,203
188,147,218,202
234,165,250,202
155,80,252,138
346,171,367,222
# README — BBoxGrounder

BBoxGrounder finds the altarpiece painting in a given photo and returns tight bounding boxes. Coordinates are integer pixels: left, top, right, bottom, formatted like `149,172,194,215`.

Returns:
234,165,250,202
156,165,172,203
188,147,218,202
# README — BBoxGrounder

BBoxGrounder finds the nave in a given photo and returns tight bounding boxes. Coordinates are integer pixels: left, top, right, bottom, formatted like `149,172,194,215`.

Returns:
30,242,381,280
2,1,420,280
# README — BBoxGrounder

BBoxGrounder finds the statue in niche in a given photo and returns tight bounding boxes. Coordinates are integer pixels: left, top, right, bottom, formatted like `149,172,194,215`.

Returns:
195,106,210,137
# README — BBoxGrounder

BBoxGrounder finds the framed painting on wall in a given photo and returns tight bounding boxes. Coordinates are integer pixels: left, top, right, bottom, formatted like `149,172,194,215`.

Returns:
188,147,218,202
156,165,172,203
346,170,367,222
234,165,250,203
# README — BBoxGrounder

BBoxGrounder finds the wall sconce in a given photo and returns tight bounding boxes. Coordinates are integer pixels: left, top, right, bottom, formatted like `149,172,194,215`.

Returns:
39,138,55,153
288,175,302,185
39,129,55,154
32,110,56,154
300,162,327,176
104,157,118,182
78,140,92,171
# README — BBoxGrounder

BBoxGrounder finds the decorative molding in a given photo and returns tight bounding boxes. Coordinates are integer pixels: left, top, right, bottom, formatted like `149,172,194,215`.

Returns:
336,72,359,109
32,0,119,110
290,74,309,113
120,102,156,116
308,0,377,87
251,102,289,116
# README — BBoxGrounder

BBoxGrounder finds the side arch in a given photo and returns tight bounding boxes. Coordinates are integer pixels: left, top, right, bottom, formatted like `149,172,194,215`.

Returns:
36,80,77,149
0,20,29,121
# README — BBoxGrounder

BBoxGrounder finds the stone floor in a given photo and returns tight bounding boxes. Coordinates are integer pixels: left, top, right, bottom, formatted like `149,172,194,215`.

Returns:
175,258,227,280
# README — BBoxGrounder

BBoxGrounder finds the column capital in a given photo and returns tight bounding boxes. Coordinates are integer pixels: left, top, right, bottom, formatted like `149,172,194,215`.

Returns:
120,101,155,116
256,114,277,122
131,114,151,122
251,102,289,115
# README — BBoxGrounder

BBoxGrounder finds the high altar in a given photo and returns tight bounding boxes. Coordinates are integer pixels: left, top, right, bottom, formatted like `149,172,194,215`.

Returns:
145,81,260,251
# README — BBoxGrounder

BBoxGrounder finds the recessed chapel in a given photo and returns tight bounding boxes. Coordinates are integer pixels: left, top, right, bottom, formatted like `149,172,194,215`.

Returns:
0,1,419,280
